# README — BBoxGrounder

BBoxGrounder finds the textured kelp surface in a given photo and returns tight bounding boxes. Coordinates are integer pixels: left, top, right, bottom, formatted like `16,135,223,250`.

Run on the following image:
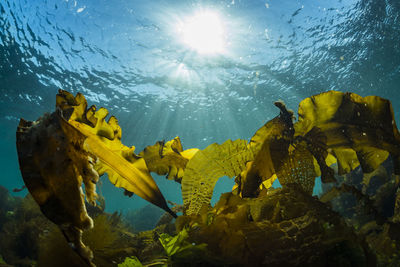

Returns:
182,139,254,215
177,185,373,266
11,90,400,266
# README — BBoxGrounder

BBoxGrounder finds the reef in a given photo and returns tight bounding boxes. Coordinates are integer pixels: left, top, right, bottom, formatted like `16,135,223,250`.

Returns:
7,90,400,266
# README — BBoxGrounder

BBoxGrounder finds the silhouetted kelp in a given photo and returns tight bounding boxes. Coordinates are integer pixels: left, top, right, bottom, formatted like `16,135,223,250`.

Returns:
12,90,400,266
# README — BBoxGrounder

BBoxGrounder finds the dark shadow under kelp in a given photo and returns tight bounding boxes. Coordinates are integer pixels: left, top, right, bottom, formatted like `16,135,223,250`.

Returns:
7,90,400,266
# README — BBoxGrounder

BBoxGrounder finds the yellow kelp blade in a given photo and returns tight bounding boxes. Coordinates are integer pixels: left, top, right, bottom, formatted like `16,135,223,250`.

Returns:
84,136,175,217
182,139,253,215
295,91,400,175
57,90,176,217
139,137,199,183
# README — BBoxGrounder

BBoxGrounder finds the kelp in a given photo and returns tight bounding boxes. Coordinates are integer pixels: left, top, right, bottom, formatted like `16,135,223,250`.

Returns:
180,102,297,215
159,228,206,257
17,112,97,266
182,139,254,215
294,91,400,175
276,141,318,195
176,185,372,266
56,90,175,217
182,91,400,215
16,90,176,266
14,89,400,264
182,101,325,214
237,101,297,198
0,255,5,264
0,194,51,266
139,137,198,183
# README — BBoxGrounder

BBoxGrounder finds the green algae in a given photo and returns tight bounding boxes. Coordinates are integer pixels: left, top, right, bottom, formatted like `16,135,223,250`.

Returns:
118,256,143,267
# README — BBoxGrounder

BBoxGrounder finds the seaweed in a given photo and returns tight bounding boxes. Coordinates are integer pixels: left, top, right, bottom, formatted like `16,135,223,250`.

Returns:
13,90,400,266
159,228,222,266
294,91,400,175
176,185,373,266
139,137,198,183
182,139,253,215
16,90,176,265
56,90,176,217
38,213,138,267
118,256,143,267
181,91,400,214
0,194,51,266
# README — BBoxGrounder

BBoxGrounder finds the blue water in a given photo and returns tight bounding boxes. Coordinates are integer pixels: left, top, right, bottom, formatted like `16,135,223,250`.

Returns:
1,0,399,213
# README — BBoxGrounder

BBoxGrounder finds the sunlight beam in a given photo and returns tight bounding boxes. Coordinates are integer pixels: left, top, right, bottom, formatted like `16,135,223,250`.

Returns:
178,11,225,54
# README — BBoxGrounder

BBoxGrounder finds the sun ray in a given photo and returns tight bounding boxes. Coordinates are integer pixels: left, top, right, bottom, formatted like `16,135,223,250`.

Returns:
177,11,225,54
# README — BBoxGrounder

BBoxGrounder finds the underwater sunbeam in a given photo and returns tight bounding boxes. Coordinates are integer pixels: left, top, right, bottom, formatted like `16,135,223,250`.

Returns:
178,11,225,54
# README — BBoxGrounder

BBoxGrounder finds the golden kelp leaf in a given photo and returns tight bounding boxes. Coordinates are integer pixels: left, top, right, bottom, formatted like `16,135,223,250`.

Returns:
56,90,176,217
238,102,294,197
330,148,359,175
182,139,254,215
295,91,400,175
139,137,199,183
163,137,184,154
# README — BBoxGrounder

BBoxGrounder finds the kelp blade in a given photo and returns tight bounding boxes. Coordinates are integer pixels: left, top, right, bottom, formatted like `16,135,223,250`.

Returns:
182,139,253,215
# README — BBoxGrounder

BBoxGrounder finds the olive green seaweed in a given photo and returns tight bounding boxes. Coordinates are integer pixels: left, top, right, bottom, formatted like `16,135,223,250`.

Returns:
118,256,143,267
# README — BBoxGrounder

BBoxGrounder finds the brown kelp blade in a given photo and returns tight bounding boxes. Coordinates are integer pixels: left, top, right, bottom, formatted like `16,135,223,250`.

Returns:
16,113,96,266
295,91,400,175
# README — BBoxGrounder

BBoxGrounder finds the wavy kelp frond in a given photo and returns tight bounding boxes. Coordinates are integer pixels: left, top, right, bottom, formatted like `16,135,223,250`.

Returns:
181,101,328,214
182,92,400,210
16,112,96,266
55,90,175,217
182,139,253,215
238,101,295,197
295,91,400,175
139,137,199,183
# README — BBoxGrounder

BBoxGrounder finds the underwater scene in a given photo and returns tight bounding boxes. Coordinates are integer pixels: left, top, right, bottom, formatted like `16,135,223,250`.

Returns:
1,0,400,266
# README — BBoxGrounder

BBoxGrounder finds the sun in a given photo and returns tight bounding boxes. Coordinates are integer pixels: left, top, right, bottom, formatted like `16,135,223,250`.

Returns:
178,11,225,54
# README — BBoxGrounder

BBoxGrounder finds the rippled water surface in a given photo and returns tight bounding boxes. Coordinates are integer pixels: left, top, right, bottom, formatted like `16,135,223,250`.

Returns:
1,0,399,211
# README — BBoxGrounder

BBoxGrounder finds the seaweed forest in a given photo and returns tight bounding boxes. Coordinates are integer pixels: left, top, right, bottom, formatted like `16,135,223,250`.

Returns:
2,90,400,266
